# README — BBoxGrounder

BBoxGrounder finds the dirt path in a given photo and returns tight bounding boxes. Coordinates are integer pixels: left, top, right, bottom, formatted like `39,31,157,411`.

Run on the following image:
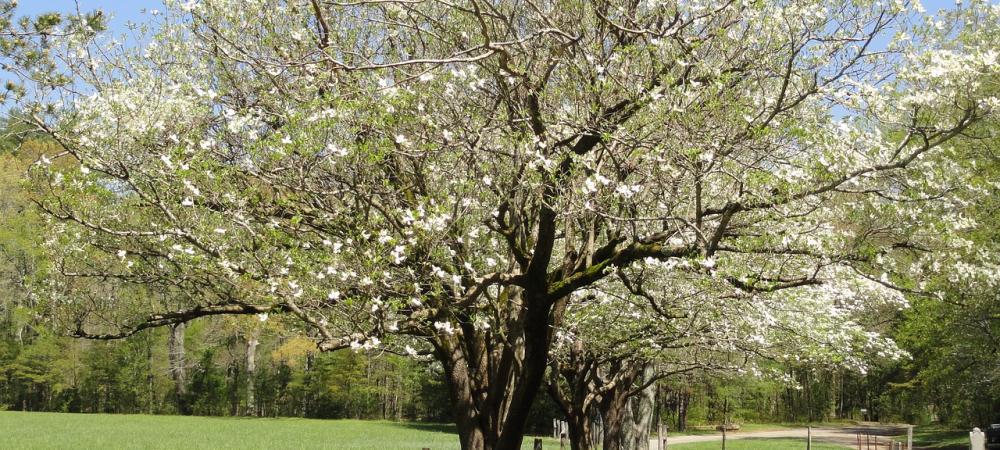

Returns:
652,424,914,448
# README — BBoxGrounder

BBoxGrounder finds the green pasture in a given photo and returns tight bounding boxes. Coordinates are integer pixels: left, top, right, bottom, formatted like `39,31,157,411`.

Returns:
0,411,556,450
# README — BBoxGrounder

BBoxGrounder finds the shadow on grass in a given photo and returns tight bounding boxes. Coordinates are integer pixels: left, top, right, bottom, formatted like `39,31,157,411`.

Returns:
911,428,967,450
394,421,459,434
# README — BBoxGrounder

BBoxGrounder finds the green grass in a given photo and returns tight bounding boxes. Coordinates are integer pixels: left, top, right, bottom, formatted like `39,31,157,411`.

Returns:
668,438,848,449
0,411,558,449
910,425,968,449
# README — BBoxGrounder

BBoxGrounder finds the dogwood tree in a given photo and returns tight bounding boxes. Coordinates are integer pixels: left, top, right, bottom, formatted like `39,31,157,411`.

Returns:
549,262,917,450
6,0,998,449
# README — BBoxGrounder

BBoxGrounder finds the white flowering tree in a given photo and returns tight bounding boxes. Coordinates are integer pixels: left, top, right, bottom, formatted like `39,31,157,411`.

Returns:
6,0,998,449
549,264,915,450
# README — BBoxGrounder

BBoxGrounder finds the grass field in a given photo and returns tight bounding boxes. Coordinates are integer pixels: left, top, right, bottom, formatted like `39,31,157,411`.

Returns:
909,425,968,449
668,439,848,449
0,411,558,449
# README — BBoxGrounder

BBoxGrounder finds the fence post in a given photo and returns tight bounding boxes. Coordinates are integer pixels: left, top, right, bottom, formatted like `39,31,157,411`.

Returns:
971,427,986,450
722,425,726,450
807,426,812,450
907,426,913,450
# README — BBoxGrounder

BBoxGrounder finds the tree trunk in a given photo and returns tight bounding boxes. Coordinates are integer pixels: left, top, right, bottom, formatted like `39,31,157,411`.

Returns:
435,288,565,450
245,336,259,417
623,365,655,450
547,351,597,450
302,352,313,417
147,337,155,414
676,390,688,432
601,386,629,450
167,322,190,414
566,410,595,450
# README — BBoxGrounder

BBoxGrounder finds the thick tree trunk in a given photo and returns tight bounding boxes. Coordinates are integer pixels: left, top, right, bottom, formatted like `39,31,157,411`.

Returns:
566,411,595,450
438,336,490,450
601,387,629,450
494,293,554,450
622,366,655,450
435,288,564,450
167,322,189,414
596,362,650,450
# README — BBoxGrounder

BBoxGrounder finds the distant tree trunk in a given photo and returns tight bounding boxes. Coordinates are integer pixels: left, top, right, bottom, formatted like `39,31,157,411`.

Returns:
228,361,241,416
245,335,259,417
147,336,155,414
168,322,190,414
676,390,688,432
302,352,313,417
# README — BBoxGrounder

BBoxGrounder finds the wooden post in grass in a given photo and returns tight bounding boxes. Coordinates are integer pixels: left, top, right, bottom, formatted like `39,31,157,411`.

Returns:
807,426,812,450
722,424,726,450
907,426,913,450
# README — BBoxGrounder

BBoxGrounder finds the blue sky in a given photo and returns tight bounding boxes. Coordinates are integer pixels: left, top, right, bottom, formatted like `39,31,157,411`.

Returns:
18,0,962,35
17,0,162,31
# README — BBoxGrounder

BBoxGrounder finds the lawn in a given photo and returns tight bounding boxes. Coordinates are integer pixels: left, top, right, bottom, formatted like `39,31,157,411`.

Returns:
910,425,968,450
668,438,848,449
0,411,558,449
